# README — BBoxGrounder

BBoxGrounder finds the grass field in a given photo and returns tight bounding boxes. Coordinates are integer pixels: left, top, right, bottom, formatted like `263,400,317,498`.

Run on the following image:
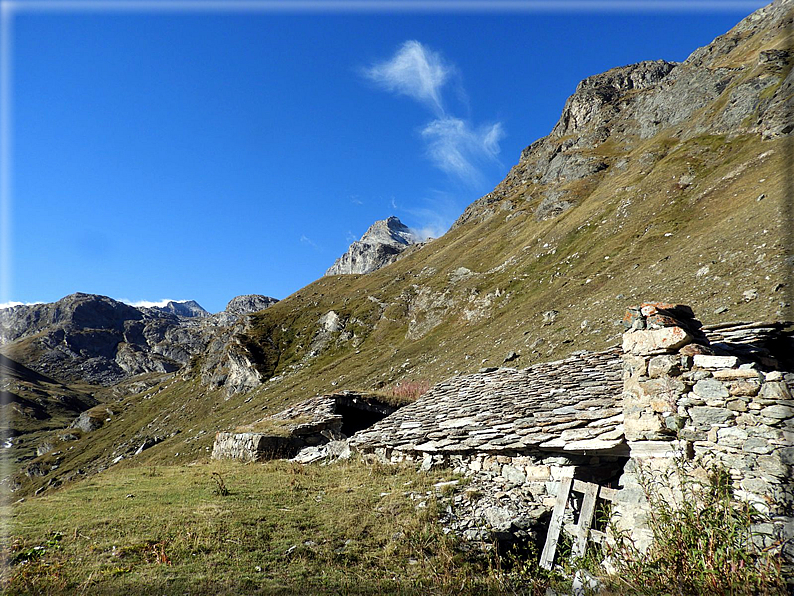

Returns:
2,458,557,595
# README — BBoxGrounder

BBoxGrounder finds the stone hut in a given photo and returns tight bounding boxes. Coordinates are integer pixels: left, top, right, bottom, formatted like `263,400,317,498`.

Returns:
212,303,794,570
212,391,399,462
350,303,794,567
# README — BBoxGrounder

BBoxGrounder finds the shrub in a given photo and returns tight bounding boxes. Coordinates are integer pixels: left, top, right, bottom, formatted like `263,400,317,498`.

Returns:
603,460,788,595
386,379,431,404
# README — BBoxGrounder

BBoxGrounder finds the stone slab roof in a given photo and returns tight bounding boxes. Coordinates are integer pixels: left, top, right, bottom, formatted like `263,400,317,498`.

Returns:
350,347,625,455
349,321,794,457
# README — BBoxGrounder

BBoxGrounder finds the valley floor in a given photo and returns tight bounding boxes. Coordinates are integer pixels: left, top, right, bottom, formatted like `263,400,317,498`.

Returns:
2,459,553,595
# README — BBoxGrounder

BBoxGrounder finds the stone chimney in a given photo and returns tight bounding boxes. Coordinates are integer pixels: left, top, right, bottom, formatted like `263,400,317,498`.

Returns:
611,302,793,567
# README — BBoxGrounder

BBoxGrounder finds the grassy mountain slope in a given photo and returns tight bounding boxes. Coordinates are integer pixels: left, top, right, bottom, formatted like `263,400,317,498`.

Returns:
5,0,792,496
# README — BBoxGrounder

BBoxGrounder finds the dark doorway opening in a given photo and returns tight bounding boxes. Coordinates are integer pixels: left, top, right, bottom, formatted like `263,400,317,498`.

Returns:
336,403,391,437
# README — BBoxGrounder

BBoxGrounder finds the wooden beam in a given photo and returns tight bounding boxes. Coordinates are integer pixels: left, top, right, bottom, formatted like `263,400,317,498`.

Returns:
599,486,618,502
572,481,599,559
539,476,573,570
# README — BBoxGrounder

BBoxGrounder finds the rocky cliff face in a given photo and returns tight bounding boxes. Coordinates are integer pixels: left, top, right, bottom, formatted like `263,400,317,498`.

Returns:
325,216,421,276
0,292,278,386
213,294,279,327
456,0,793,227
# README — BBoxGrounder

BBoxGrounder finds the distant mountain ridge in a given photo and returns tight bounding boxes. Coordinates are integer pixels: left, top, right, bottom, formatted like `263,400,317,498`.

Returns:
325,216,423,276
0,292,278,386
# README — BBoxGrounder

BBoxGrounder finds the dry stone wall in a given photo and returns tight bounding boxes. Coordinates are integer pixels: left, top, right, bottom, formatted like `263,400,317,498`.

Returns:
212,302,793,569
614,303,793,568
350,303,793,566
350,348,628,551
211,432,298,462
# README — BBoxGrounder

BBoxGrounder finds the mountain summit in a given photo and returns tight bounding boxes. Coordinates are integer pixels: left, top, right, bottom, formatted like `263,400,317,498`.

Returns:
325,216,421,276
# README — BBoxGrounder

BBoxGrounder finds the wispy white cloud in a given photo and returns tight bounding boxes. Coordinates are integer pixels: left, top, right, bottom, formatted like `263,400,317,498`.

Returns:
300,235,321,250
119,298,183,308
364,40,503,185
421,118,504,184
0,301,44,309
364,40,451,116
406,225,440,242
401,189,462,240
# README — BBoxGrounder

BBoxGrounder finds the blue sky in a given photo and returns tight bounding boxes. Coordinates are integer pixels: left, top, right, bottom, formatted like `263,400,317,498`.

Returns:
2,1,766,313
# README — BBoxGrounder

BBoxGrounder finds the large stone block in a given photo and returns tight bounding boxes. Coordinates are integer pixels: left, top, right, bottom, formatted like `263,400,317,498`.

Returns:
624,412,665,441
758,382,792,402
693,355,739,369
501,465,526,485
713,369,763,381
622,327,693,355
623,355,648,379
693,379,729,400
728,380,760,397
689,406,733,426
524,465,551,481
760,404,794,420
648,355,681,378
717,426,747,448
743,437,773,454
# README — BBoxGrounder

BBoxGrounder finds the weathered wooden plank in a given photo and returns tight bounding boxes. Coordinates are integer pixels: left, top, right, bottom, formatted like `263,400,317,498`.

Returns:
599,486,618,502
540,476,573,570
572,479,588,493
572,481,599,559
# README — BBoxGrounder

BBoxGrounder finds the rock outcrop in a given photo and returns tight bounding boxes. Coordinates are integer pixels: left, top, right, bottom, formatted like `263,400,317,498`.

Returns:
325,216,421,276
455,0,793,227
213,294,279,327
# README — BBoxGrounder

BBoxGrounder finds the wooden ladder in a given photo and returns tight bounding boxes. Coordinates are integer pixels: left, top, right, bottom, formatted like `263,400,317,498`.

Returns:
539,478,618,570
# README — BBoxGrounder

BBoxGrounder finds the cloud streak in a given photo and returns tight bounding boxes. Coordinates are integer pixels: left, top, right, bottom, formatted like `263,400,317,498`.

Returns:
300,235,321,250
0,301,44,309
364,40,451,116
365,40,503,185
119,298,185,308
421,118,504,184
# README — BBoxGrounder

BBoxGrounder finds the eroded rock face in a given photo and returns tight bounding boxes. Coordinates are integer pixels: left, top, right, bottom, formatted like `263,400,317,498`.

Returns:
224,295,278,317
326,216,421,276
151,300,209,318
213,295,279,327
454,0,794,228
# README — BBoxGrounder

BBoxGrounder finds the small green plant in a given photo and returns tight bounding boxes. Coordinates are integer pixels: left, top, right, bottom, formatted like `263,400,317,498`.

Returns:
603,460,787,595
210,471,229,496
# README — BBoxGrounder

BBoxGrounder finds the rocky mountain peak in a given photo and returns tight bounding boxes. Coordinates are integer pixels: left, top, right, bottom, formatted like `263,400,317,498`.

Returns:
0,293,143,345
325,216,421,276
362,216,418,247
153,300,209,318
224,294,279,316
